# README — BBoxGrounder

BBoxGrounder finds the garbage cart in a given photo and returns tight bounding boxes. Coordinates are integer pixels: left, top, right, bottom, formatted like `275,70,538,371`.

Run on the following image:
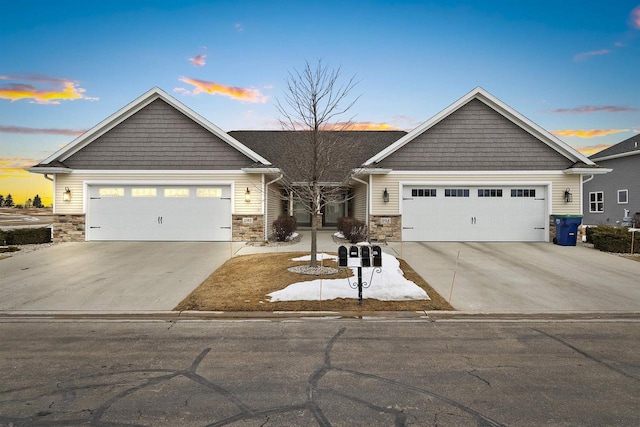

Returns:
553,215,583,246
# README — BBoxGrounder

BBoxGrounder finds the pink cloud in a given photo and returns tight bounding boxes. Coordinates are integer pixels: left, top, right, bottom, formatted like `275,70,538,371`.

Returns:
0,75,98,104
547,105,639,114
631,5,640,29
176,77,267,103
0,125,86,136
551,129,629,138
189,53,207,67
574,49,611,61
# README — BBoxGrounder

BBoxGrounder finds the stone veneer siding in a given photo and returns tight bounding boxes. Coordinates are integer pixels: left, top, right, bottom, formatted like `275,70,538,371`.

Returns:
369,215,402,242
53,214,86,242
233,215,265,242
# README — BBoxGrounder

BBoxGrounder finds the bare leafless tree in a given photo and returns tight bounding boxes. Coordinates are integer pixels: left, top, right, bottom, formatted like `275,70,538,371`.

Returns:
276,59,360,267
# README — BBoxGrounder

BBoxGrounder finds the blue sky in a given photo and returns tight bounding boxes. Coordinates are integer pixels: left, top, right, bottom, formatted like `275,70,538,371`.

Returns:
2,0,640,204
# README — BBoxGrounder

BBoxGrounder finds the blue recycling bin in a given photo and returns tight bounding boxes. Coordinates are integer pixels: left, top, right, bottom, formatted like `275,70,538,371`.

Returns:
553,215,583,246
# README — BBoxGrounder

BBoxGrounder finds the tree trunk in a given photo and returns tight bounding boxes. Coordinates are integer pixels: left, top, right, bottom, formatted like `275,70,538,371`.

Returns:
310,182,319,268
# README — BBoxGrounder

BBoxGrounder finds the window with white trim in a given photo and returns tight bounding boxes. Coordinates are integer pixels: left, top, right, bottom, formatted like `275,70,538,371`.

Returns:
444,189,469,197
98,188,124,197
164,188,190,198
411,188,437,197
478,189,503,197
589,191,604,213
197,188,222,198
618,189,628,204
131,188,157,197
511,189,536,198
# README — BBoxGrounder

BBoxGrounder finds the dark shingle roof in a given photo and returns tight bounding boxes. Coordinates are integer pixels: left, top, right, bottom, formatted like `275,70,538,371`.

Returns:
590,134,640,160
229,130,406,181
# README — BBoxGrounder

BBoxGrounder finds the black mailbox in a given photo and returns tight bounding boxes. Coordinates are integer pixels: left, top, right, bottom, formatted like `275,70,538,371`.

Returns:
338,246,348,267
349,246,359,258
361,246,371,267
372,245,382,267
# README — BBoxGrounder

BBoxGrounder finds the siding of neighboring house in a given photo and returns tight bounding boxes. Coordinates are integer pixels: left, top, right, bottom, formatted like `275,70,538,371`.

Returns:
54,172,263,215
369,172,582,216
376,99,574,171
63,99,256,170
582,154,640,225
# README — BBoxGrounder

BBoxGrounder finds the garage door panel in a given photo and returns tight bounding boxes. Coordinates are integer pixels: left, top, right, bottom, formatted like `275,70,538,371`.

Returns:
88,185,232,241
402,185,547,242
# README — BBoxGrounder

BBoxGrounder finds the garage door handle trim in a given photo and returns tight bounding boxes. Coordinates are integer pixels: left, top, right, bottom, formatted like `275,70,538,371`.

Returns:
220,226,231,229
402,227,414,229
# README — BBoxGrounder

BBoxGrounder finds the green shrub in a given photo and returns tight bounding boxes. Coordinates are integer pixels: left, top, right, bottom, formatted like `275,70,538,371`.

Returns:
337,217,368,243
272,215,297,242
590,225,640,253
0,227,52,245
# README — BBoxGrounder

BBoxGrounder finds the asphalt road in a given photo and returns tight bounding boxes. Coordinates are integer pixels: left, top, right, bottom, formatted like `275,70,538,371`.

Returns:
1,317,639,426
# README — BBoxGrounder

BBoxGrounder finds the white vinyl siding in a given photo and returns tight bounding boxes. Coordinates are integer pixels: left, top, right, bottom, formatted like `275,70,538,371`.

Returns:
352,183,367,222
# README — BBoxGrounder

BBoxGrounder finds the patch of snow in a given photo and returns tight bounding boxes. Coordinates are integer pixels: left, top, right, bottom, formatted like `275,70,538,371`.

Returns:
333,231,345,239
286,232,299,241
269,252,429,302
291,253,337,262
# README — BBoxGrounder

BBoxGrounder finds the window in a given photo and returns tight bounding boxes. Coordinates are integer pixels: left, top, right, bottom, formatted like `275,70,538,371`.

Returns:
445,189,469,197
131,188,157,197
164,188,190,197
197,188,222,198
618,189,628,204
478,189,503,197
98,188,124,197
411,188,436,197
589,192,604,213
511,189,536,198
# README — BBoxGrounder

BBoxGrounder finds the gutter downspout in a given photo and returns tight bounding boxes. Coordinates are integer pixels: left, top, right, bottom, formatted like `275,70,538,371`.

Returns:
264,173,284,241
580,175,594,216
351,176,369,226
44,174,54,182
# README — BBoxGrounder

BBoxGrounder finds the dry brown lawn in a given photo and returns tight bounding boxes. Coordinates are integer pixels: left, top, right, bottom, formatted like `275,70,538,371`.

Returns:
175,252,453,312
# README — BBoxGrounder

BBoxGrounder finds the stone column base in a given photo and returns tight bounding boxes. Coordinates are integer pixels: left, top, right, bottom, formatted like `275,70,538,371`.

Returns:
369,215,402,242
53,214,86,242
233,215,265,242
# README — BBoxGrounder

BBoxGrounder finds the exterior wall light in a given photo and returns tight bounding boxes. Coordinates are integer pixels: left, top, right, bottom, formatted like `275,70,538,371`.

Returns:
383,188,389,203
245,187,251,203
564,188,572,203
63,187,71,202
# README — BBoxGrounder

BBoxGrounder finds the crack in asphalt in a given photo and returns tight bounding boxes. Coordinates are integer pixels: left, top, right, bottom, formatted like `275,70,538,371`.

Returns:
0,329,507,426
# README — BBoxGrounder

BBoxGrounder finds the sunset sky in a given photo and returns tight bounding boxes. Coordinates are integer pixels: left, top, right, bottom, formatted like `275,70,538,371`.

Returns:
2,0,640,205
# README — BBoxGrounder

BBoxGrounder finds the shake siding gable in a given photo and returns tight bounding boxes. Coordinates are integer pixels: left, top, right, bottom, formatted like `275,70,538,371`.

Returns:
376,99,574,171
64,99,255,170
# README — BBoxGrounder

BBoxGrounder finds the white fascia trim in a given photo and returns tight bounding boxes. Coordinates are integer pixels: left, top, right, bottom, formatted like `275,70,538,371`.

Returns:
387,170,566,176
591,150,640,162
241,167,282,174
352,168,392,175
26,167,73,174
45,87,271,165
364,87,594,166
563,168,612,175
73,169,247,175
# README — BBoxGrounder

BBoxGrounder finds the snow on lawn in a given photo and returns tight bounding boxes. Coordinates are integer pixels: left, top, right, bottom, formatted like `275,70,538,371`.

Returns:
291,253,337,262
268,252,430,302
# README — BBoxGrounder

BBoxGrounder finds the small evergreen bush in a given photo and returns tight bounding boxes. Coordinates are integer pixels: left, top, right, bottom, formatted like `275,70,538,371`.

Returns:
272,215,297,242
590,225,640,253
0,227,52,245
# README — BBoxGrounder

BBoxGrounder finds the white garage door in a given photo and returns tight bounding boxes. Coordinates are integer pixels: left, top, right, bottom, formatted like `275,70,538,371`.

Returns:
402,185,547,242
88,185,232,241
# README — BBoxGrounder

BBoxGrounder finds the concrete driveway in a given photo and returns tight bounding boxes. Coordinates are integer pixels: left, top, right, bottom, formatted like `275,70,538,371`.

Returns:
390,242,640,312
0,242,232,311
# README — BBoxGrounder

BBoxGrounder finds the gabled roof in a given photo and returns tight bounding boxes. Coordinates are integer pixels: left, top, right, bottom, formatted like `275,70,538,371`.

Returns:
39,87,271,167
590,134,640,162
364,87,595,167
230,130,406,182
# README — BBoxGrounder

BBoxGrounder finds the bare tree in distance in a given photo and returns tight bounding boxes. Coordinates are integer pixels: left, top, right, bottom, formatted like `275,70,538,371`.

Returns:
276,59,360,268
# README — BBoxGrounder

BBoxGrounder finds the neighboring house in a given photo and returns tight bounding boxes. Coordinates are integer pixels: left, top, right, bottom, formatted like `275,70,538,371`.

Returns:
582,134,640,226
29,86,605,243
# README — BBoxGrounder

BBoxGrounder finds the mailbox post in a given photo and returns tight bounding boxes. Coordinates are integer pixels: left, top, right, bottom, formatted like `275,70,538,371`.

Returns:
338,244,382,305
